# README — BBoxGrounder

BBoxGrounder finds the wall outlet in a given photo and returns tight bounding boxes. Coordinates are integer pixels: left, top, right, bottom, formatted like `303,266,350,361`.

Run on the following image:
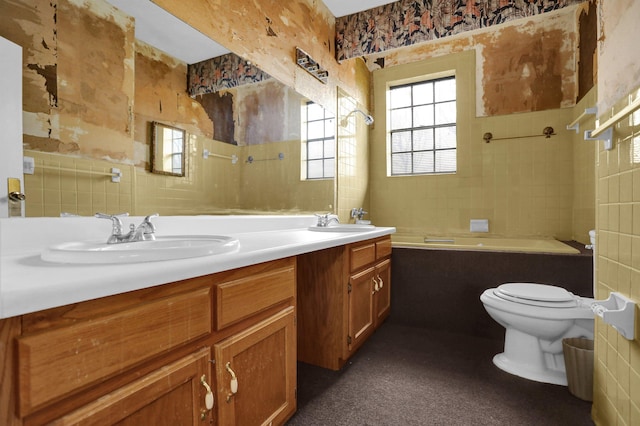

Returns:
470,219,489,233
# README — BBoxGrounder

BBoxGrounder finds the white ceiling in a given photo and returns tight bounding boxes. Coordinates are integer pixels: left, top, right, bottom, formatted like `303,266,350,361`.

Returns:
105,0,229,64
323,0,397,18
104,0,396,64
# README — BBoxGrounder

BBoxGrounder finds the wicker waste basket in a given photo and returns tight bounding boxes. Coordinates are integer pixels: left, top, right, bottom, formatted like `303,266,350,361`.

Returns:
562,337,594,401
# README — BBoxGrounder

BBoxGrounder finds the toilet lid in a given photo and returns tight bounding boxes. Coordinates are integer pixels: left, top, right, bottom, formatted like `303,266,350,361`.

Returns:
494,283,578,308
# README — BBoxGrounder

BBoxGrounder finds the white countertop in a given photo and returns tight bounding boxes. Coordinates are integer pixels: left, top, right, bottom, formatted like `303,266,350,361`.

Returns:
0,215,395,319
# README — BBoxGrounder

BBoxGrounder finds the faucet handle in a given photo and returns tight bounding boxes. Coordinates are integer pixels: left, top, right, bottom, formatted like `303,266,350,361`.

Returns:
95,212,129,219
350,208,368,219
95,212,129,234
139,213,159,237
142,213,159,227
314,213,330,227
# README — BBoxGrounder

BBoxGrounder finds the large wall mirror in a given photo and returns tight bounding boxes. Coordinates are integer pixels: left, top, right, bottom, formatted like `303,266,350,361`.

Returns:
108,0,337,214
150,122,186,177
2,0,337,216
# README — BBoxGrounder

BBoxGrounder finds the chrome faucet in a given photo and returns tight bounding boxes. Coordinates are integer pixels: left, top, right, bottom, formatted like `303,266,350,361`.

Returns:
351,208,368,220
315,213,339,227
96,212,159,244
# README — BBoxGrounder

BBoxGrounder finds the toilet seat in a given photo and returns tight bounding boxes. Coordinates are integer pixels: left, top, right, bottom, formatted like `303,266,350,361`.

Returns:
493,283,578,308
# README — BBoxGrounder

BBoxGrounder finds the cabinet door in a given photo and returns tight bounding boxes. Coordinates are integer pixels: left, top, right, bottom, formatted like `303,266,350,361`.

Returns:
50,348,212,425
347,267,375,353
214,307,296,426
374,258,391,327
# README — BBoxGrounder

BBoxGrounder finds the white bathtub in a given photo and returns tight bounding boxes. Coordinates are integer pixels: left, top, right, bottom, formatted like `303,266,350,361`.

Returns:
391,235,580,254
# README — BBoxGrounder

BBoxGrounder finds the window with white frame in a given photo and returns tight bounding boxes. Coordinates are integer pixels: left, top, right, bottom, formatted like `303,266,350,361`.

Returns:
162,126,184,174
303,101,335,179
388,76,457,175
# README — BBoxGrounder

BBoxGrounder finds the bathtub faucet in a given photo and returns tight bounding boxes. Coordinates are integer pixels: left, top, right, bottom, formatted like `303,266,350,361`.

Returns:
351,208,368,220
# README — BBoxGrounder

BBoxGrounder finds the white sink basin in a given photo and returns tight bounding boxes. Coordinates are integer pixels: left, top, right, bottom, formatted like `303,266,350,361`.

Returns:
41,235,240,264
307,224,375,232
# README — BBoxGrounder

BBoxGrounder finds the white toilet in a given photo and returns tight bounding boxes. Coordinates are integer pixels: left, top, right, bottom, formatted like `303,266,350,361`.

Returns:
480,283,594,385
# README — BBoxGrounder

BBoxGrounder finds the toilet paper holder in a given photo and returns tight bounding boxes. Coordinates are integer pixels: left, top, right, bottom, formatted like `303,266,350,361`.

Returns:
591,292,636,340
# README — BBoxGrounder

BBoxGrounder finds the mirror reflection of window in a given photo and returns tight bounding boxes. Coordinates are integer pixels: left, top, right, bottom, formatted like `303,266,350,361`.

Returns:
163,126,184,174
151,122,186,177
303,102,335,180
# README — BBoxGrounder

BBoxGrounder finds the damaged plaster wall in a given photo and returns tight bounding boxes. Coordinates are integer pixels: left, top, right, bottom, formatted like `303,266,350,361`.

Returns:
476,18,574,115
0,0,135,162
577,1,597,102
134,40,215,168
56,0,134,162
1,1,58,149
234,80,303,146
596,0,640,113
1,0,346,163
191,79,308,147
197,92,236,145
365,5,589,117
151,0,362,115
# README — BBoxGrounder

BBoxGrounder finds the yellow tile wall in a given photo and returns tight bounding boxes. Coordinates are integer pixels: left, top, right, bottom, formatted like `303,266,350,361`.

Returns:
371,49,589,240
337,87,370,223
24,150,134,217
133,133,217,215
371,51,475,236
591,86,640,426
239,140,333,214
24,134,334,217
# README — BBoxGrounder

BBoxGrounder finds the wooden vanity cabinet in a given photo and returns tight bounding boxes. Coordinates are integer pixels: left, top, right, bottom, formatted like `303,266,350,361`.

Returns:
212,258,297,426
1,257,297,426
297,236,392,370
15,277,216,425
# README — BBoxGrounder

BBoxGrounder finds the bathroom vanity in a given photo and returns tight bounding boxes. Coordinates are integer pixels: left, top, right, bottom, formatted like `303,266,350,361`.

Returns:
0,215,394,425
8,257,296,425
297,236,392,370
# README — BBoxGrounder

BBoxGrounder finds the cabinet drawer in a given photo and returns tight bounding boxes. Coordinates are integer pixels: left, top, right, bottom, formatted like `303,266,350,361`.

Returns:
50,348,211,425
17,287,212,416
350,242,376,272
216,258,295,329
376,237,392,259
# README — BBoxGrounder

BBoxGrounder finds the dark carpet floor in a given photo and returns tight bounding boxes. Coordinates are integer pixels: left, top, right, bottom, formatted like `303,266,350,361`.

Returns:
287,322,593,426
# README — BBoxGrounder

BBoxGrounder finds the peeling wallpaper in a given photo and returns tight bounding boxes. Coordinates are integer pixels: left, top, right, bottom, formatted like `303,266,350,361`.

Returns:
336,0,585,61
188,53,272,97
